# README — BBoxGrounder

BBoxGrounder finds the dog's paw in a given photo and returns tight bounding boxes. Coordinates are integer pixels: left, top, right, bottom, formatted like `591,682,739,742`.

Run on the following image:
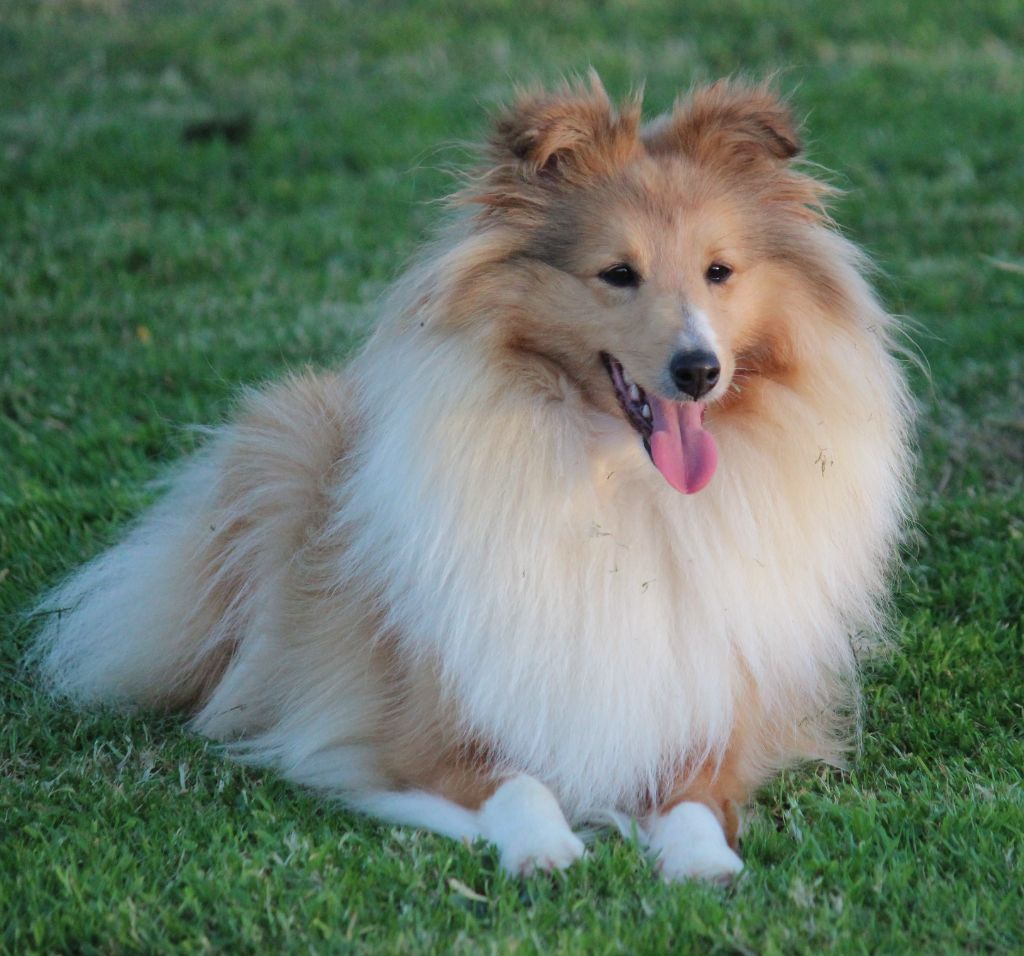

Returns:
646,801,743,885
655,837,743,884
479,774,585,877
499,825,586,877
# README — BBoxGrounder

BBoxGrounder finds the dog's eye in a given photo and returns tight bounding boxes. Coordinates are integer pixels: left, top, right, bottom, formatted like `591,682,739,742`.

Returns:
599,264,641,288
705,262,733,284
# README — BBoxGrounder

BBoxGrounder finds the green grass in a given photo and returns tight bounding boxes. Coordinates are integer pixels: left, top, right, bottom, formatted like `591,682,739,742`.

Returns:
2,1,1022,952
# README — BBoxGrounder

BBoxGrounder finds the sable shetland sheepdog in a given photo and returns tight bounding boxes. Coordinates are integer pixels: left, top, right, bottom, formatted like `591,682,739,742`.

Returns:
33,75,913,882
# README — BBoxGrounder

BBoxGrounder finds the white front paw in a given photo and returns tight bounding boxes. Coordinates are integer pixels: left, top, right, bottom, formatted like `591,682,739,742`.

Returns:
498,825,586,876
647,801,743,884
655,837,743,884
480,774,585,876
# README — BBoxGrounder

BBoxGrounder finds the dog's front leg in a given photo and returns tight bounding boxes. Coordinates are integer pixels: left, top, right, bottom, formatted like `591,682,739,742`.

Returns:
478,774,585,876
641,747,747,883
644,800,743,883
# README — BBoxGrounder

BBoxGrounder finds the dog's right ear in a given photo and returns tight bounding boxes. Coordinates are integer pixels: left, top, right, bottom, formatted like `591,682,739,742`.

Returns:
467,72,641,211
641,80,831,217
643,80,802,169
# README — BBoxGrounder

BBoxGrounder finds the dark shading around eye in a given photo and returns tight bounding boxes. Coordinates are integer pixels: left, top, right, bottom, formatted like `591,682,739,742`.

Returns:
599,264,641,288
706,262,733,284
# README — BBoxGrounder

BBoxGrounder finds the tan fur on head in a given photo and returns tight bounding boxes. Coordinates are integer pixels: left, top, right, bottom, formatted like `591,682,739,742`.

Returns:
467,71,641,213
492,72,641,176
643,79,801,164
464,77,832,225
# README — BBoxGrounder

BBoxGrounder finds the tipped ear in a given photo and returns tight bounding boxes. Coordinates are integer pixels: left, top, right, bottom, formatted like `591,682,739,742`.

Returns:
643,81,801,167
470,72,641,209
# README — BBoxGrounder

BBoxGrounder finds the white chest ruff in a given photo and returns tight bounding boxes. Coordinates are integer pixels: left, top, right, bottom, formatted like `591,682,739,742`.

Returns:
335,339,902,818
342,428,877,815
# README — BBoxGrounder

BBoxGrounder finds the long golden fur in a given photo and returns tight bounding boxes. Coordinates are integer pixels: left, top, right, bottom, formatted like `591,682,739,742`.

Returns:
34,75,913,880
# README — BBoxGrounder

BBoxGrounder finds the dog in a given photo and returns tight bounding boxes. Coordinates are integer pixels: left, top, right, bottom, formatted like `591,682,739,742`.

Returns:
33,75,913,882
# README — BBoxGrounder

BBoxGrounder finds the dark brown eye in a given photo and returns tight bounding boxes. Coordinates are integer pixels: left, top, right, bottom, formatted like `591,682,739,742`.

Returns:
706,262,733,284
599,264,641,288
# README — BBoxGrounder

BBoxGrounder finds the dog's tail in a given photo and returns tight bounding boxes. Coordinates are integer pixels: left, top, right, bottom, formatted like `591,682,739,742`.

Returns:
28,372,346,715
29,453,231,710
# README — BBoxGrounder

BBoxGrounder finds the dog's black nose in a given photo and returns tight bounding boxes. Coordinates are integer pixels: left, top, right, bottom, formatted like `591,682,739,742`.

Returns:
670,350,721,399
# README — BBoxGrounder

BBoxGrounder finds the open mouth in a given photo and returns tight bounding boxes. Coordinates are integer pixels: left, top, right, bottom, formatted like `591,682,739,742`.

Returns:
600,351,718,495
601,352,655,450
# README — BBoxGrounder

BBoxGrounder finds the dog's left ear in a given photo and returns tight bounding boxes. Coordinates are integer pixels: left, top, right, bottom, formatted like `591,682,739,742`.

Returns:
643,81,801,168
468,71,641,210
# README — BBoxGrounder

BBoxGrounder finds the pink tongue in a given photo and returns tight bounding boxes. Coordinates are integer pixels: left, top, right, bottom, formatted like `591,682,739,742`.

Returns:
649,398,718,494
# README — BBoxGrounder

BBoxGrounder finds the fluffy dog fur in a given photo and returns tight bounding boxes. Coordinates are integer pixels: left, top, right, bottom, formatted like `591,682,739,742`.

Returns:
33,76,913,881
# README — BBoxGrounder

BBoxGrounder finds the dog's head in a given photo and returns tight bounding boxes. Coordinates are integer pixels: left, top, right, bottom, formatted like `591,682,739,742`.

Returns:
448,74,837,493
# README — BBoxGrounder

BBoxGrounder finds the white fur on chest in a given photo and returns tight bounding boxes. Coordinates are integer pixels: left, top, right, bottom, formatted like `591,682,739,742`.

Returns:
334,339,897,818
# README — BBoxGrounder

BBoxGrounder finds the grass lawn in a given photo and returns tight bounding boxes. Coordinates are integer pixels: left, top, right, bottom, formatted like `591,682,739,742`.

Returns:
2,1,1022,952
